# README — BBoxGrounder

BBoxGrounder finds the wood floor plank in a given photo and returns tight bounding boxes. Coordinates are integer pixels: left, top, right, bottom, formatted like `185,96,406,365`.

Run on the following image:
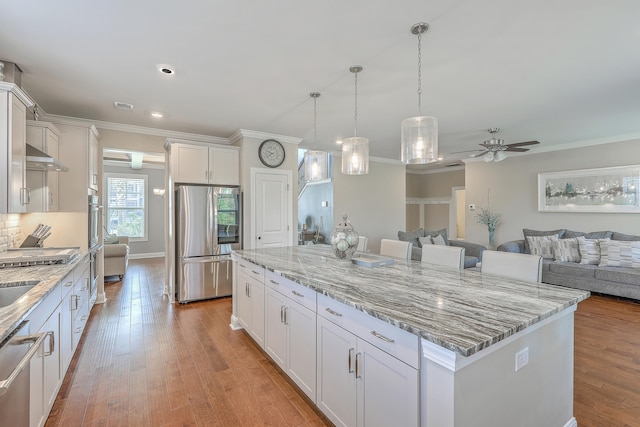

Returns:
47,259,640,426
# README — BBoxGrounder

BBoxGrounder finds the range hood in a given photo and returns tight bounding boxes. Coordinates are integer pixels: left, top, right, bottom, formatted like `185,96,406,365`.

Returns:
25,144,69,172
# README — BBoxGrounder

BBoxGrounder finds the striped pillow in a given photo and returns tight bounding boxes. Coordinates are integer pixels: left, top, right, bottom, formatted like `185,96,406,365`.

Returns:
600,240,640,268
526,235,558,259
553,238,581,262
577,236,606,265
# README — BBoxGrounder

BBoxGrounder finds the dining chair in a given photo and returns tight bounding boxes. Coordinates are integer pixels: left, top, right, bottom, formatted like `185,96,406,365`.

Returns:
481,250,543,283
379,239,413,260
421,244,465,270
357,236,369,254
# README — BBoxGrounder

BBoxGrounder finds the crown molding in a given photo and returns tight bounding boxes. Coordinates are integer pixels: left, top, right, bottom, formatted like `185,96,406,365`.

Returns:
0,82,35,108
230,129,303,145
40,112,228,144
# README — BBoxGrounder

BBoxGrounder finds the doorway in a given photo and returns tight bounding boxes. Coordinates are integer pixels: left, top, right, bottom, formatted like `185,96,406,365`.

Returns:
251,168,293,249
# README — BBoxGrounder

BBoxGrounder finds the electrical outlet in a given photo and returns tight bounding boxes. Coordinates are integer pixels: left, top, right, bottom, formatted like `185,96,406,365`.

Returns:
515,347,529,372
468,204,476,211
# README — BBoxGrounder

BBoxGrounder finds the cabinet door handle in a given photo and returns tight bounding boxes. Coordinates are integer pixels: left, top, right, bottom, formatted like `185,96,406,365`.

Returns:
0,331,48,396
251,270,260,275
49,192,54,205
280,306,285,323
355,353,362,378
44,331,55,357
291,290,304,298
325,307,342,317
283,307,288,325
246,282,250,298
348,348,355,373
71,295,79,311
269,279,279,285
370,330,395,343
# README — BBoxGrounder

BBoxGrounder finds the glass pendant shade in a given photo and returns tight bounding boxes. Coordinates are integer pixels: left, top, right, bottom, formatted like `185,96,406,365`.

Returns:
401,115,438,164
341,137,369,175
494,151,507,162
483,151,495,162
304,150,328,181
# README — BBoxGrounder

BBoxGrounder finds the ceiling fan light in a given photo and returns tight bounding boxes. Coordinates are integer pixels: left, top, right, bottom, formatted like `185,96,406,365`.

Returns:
494,151,507,162
483,151,494,162
401,116,438,164
341,137,369,175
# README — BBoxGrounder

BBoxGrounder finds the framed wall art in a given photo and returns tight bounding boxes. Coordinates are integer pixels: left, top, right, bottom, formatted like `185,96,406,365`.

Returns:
538,165,640,213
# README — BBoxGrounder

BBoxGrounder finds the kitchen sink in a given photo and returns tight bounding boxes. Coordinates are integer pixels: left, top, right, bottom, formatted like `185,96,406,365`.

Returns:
0,282,39,308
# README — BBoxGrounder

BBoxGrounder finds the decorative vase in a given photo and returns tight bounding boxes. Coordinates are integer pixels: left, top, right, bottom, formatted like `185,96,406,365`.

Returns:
329,214,359,260
488,227,495,249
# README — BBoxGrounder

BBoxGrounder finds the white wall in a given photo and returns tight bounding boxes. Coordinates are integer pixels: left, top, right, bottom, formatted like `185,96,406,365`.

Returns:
465,138,640,247
333,158,406,254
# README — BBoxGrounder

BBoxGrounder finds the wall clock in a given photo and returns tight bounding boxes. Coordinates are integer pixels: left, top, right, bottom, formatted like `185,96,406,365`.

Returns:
258,139,285,168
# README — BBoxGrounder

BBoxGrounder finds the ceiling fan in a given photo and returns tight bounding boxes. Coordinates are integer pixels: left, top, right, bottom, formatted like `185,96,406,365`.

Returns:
455,128,540,162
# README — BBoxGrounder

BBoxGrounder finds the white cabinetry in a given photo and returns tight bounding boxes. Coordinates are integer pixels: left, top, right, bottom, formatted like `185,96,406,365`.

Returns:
57,123,100,212
0,82,34,213
26,121,61,212
316,295,419,427
171,142,239,186
236,259,265,347
59,271,75,375
264,271,317,401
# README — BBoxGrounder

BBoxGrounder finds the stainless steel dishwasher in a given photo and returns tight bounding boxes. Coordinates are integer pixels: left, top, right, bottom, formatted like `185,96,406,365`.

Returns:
0,321,50,427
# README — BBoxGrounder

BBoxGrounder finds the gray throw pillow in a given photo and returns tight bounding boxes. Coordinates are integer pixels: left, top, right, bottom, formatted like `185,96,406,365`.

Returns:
398,228,425,248
611,232,640,241
523,229,565,254
432,234,447,246
418,236,433,246
564,229,613,239
425,228,449,246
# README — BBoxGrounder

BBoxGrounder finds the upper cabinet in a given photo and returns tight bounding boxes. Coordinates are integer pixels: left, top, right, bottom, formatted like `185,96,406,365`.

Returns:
170,142,239,186
0,82,34,213
57,123,100,212
26,121,62,212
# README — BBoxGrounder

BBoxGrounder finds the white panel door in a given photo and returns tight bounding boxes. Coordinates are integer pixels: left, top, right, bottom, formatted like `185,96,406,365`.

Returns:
254,171,290,249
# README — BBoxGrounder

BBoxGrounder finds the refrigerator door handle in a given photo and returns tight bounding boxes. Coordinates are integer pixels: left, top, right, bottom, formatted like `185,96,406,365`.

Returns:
181,256,217,264
207,188,214,254
212,189,220,255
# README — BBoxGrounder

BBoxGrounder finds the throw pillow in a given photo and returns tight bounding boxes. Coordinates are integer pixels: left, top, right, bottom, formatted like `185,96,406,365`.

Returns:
432,234,447,246
425,228,449,246
398,228,424,248
523,229,565,254
600,240,640,268
526,235,558,259
553,238,581,262
577,236,605,265
418,236,433,246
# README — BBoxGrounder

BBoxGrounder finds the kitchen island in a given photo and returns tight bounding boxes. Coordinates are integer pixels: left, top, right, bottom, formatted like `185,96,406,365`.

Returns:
231,245,589,427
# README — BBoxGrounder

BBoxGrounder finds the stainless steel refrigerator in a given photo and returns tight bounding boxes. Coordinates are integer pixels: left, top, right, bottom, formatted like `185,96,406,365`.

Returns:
175,185,242,303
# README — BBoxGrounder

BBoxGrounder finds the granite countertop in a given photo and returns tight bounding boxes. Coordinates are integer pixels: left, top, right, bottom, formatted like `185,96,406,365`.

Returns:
0,250,87,344
233,245,590,357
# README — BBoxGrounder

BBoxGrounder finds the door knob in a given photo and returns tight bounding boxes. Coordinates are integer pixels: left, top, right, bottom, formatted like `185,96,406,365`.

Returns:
258,236,261,240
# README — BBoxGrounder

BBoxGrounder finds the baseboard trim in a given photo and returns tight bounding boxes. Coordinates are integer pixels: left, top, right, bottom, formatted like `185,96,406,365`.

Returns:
129,252,165,260
564,417,578,427
230,315,243,330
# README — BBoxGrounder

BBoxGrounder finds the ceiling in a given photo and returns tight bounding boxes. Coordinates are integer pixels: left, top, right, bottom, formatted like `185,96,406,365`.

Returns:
2,0,639,170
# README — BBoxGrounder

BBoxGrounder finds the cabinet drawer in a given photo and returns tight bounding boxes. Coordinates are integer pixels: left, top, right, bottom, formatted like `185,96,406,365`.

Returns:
73,255,90,284
265,270,316,312
317,294,419,368
60,272,74,298
238,259,264,283
26,282,61,333
72,302,89,348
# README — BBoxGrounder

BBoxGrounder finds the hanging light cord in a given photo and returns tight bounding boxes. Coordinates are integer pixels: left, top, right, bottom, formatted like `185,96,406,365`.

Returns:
313,95,318,149
417,28,423,117
353,70,359,137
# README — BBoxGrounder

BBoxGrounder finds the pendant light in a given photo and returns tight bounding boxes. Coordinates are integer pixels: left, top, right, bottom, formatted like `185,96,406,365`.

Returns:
342,65,369,175
304,92,329,182
401,22,438,165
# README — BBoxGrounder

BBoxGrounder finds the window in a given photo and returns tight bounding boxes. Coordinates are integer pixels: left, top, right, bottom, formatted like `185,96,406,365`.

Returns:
104,173,148,241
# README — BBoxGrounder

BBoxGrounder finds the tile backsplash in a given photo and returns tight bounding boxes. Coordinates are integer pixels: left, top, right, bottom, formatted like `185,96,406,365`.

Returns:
0,214,22,253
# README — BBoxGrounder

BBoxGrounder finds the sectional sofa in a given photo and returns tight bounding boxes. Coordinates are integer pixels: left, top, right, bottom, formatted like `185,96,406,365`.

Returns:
398,228,486,268
498,229,640,300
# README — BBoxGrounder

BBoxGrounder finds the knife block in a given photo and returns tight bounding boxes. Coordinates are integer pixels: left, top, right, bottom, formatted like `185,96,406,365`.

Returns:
20,234,44,247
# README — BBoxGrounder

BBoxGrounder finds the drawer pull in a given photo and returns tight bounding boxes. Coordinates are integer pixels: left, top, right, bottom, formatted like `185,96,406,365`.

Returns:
251,270,260,275
270,280,279,285
371,330,395,343
64,281,73,287
348,348,354,373
239,264,246,269
74,327,82,334
325,307,343,317
291,290,304,298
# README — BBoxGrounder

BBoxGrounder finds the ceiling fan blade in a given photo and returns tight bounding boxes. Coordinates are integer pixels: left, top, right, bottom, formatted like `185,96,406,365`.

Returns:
504,147,529,152
470,150,490,158
506,140,540,148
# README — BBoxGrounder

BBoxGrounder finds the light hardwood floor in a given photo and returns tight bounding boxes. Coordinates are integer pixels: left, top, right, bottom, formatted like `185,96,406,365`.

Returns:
45,258,640,426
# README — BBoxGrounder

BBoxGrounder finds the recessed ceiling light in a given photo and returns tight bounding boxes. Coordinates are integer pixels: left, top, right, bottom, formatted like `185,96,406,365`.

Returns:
114,101,134,111
151,112,163,118
156,64,176,75
335,139,343,145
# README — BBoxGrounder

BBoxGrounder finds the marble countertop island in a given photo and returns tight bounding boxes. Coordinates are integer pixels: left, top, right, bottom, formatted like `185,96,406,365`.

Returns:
0,250,87,343
233,245,590,357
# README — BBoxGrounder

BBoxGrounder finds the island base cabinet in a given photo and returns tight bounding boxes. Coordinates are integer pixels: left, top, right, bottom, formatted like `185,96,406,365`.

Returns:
317,316,419,427
236,271,265,348
265,286,317,401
